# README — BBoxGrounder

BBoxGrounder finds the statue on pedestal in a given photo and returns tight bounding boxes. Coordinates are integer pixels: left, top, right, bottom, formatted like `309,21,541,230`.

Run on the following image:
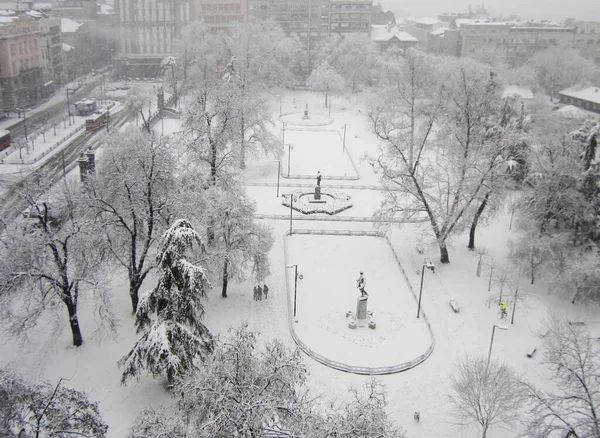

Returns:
316,171,321,187
357,271,368,300
302,103,310,120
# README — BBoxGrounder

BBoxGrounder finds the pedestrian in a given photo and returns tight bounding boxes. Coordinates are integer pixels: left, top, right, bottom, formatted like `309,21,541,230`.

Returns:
253,285,258,301
500,300,508,319
257,284,263,301
263,284,269,300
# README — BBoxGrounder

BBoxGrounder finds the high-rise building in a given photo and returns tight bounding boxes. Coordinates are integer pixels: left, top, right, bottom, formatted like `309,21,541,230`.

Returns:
114,0,192,77
328,0,371,36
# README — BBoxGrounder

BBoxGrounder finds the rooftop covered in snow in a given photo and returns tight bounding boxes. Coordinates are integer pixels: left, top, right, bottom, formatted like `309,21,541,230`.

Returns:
371,25,418,43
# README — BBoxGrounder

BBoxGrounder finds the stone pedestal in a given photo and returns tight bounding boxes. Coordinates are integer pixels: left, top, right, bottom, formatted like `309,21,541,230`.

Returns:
314,186,321,200
356,297,368,320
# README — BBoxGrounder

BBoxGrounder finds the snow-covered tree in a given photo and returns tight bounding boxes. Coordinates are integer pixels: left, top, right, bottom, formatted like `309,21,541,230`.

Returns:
0,181,111,347
204,186,274,298
315,33,376,92
449,355,525,438
521,318,600,437
84,128,176,313
119,219,213,385
125,85,155,133
531,47,599,100
369,52,509,263
0,368,108,437
306,60,346,108
129,325,405,437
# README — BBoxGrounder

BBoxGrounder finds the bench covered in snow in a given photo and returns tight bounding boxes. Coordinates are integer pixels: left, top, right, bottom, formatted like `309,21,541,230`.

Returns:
527,346,537,358
449,300,460,313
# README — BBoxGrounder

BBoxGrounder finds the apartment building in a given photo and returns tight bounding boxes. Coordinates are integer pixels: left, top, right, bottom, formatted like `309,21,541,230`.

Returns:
193,0,248,34
39,17,64,88
429,19,600,66
328,0,371,35
114,0,192,77
248,0,268,21
0,15,42,109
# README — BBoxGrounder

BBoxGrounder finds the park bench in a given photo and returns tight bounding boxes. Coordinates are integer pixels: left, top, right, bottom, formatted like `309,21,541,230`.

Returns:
527,346,537,358
449,300,460,313
568,321,586,326
539,327,549,338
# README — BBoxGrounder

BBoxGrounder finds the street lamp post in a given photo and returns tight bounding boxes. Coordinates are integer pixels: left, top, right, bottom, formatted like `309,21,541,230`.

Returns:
343,124,347,151
287,143,293,176
487,324,508,368
273,160,281,197
282,122,286,148
279,94,282,117
286,264,299,318
66,88,72,126
417,260,435,319
289,193,295,235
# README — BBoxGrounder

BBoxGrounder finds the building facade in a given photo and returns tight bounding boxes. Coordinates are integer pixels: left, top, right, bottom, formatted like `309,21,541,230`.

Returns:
194,0,248,34
428,19,600,66
0,15,42,110
328,0,371,36
559,86,600,113
114,0,192,77
39,17,64,89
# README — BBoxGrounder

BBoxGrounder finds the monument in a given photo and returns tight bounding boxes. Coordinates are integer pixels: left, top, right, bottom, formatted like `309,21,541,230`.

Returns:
302,103,310,120
310,171,326,204
347,271,376,329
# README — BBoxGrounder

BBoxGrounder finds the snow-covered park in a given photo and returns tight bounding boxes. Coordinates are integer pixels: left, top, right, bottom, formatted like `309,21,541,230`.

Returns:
1,87,599,438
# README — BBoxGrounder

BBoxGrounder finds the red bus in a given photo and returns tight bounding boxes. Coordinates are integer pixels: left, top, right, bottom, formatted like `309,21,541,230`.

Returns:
0,130,11,152
85,111,109,131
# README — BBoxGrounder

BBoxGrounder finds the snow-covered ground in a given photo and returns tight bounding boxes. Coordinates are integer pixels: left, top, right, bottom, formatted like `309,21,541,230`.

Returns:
2,89,599,438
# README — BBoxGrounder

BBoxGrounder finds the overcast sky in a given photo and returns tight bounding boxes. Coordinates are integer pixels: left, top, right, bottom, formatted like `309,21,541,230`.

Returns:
384,0,600,22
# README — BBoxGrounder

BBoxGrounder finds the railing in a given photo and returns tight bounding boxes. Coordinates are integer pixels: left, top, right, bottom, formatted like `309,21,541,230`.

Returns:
283,229,435,375
255,214,428,223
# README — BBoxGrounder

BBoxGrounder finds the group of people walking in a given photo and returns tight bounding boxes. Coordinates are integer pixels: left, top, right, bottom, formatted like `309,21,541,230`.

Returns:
253,284,269,301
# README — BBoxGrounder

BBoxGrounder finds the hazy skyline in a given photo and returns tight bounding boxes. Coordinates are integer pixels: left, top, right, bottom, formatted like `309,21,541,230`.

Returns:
384,0,600,22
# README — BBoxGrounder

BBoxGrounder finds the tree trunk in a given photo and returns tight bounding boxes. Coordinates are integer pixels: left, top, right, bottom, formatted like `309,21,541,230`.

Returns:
66,302,83,346
481,427,487,438
129,282,140,314
468,193,489,250
325,85,328,107
439,243,450,264
240,115,246,170
221,258,229,298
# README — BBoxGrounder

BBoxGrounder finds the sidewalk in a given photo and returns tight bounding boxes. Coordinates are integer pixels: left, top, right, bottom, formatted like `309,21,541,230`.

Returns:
0,102,123,175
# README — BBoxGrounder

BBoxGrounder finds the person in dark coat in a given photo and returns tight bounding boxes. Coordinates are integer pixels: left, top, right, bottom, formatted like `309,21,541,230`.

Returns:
253,285,258,301
257,284,263,301
263,284,269,299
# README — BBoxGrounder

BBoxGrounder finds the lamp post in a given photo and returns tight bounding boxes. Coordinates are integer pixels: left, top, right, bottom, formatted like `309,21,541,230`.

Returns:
285,264,299,318
66,88,72,126
417,260,435,319
343,124,347,151
487,324,508,368
282,122,286,148
16,108,28,144
273,160,281,197
289,193,295,235
279,94,282,117
287,143,293,176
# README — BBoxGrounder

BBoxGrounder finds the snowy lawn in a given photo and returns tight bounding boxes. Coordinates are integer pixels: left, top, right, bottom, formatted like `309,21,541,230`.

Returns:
286,233,432,369
283,129,357,178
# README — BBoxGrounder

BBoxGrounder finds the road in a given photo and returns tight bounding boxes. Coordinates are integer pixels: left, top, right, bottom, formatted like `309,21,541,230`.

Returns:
0,106,134,221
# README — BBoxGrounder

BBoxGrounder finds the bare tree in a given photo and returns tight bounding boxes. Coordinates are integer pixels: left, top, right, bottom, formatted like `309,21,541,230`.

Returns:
369,52,509,263
84,128,176,313
521,318,600,438
0,368,108,437
0,181,112,347
449,355,525,438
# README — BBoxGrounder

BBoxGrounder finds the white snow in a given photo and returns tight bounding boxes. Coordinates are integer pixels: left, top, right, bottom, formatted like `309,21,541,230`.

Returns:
60,18,82,33
2,89,598,438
